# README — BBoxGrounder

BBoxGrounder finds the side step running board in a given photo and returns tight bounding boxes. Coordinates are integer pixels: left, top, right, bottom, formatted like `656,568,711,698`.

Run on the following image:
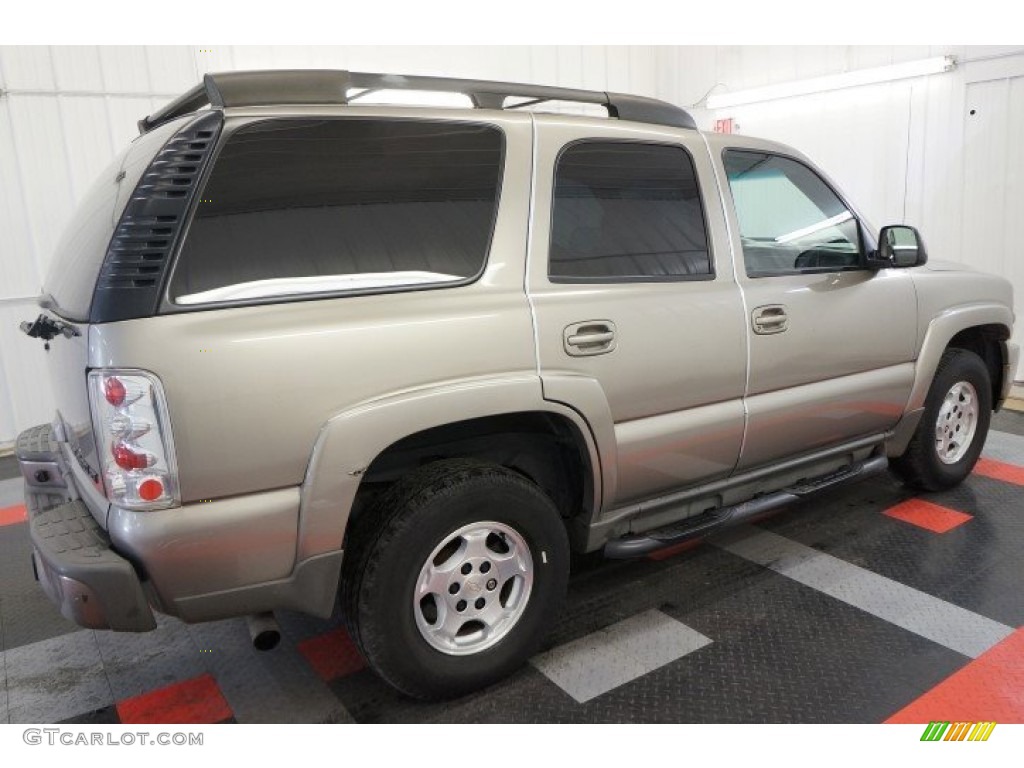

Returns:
604,455,889,559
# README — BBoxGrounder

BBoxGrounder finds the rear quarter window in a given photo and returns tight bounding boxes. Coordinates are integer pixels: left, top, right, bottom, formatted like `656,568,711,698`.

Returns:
170,118,504,306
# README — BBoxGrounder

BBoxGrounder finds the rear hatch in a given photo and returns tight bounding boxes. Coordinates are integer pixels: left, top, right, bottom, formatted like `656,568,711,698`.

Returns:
28,117,192,514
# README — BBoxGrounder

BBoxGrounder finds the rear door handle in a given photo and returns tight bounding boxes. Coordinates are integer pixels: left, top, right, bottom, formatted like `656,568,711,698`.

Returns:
752,305,789,335
563,321,617,356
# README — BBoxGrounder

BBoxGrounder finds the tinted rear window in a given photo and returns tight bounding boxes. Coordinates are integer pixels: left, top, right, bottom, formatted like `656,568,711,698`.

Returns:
170,118,504,305
549,141,711,281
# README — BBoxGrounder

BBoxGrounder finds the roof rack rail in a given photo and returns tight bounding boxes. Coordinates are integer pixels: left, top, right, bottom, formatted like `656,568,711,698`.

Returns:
138,69,697,134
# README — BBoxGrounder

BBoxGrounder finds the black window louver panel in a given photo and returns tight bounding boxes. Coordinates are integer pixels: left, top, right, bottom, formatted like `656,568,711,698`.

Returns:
90,111,223,323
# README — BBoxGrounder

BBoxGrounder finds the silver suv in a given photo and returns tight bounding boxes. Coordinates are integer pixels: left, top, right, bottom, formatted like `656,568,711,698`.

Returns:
17,70,1018,699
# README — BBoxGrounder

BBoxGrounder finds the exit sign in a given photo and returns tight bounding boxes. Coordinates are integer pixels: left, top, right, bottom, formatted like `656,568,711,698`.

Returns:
713,118,735,134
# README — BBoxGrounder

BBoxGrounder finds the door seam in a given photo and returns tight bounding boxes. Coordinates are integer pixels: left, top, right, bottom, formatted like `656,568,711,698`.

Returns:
700,131,751,472
523,113,543,381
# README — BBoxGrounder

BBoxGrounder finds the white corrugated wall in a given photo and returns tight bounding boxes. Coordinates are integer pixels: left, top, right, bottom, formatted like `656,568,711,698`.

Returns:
0,46,201,449
1,45,1023,448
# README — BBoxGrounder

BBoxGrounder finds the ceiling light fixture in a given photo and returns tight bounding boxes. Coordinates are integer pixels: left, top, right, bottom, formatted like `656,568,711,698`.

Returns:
706,55,957,110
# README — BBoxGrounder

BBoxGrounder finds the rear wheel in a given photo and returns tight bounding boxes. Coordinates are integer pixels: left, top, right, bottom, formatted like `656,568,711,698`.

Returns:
340,459,569,699
893,348,992,491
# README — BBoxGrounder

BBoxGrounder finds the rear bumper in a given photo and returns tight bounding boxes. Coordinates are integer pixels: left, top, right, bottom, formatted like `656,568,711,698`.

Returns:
15,422,71,495
17,423,154,631
17,422,342,628
28,493,156,631
17,423,155,630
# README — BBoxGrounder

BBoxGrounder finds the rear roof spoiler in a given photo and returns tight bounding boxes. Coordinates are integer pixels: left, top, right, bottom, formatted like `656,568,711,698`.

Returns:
138,69,698,134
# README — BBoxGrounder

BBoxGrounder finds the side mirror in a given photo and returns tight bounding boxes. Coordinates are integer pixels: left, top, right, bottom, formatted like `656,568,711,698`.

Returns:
866,225,928,269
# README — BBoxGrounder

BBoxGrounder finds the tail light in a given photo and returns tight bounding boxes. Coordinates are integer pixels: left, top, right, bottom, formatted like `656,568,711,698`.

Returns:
88,370,179,510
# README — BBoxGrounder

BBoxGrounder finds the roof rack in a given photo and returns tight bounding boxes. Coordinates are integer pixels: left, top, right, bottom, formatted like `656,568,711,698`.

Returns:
138,69,697,134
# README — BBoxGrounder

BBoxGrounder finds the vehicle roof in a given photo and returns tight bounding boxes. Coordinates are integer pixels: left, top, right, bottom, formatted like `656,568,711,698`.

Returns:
139,69,699,134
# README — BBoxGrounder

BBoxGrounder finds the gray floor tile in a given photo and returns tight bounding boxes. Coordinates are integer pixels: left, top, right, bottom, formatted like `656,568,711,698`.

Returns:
531,609,712,703
714,525,1014,658
1,649,8,724
5,631,113,723
0,522,32,585
0,590,80,652
0,477,23,508
0,456,20,483
186,618,352,724
95,614,205,701
983,428,1024,465
991,411,1024,438
0,520,79,652
276,606,345,645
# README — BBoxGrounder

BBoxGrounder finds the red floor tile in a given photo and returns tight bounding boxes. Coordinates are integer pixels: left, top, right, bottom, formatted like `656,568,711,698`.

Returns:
298,627,365,681
973,457,1024,486
0,504,27,527
116,673,232,724
647,539,703,561
883,499,973,534
886,628,1024,724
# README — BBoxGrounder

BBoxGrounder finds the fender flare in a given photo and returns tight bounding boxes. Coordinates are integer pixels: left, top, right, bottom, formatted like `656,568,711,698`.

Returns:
889,302,1013,455
907,302,1013,412
295,374,609,560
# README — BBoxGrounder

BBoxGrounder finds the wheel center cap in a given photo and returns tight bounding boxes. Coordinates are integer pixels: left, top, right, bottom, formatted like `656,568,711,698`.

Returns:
464,579,483,594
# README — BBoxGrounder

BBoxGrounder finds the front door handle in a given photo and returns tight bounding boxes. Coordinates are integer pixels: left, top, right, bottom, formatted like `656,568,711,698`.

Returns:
752,305,789,335
563,321,617,356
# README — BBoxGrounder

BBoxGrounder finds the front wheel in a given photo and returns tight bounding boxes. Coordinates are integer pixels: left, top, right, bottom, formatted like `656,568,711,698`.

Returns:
893,348,992,491
340,459,570,699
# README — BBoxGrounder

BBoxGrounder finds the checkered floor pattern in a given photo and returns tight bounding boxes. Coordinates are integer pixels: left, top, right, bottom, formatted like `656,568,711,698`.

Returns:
2,413,1024,724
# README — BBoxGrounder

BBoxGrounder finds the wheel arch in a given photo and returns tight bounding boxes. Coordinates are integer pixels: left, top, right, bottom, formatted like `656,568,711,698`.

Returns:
296,376,605,561
889,303,1014,456
907,304,1013,414
947,324,1011,405
356,412,593,525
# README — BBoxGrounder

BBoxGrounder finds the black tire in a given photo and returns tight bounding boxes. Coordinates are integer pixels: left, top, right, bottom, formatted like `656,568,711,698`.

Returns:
340,459,570,699
892,348,992,491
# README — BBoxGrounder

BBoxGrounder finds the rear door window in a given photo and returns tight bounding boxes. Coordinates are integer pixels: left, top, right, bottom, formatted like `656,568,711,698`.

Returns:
170,118,504,305
549,141,711,281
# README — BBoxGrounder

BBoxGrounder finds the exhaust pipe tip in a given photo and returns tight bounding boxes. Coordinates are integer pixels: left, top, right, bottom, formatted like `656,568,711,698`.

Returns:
247,612,281,651
253,629,280,652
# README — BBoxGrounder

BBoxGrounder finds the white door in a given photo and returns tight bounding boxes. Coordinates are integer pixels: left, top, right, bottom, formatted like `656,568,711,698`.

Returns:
963,76,1024,381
